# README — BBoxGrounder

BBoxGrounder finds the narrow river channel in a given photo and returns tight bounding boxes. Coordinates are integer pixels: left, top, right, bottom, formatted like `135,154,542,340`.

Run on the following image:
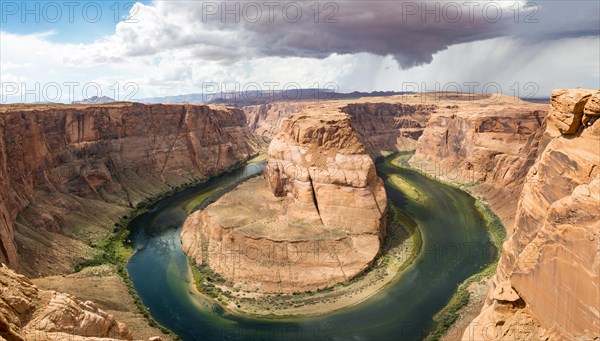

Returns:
126,155,497,341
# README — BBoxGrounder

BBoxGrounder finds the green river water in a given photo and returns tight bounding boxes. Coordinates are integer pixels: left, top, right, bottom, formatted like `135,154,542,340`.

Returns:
126,155,497,341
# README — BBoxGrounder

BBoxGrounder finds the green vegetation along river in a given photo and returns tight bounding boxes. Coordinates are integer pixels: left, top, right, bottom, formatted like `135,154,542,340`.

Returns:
126,154,498,340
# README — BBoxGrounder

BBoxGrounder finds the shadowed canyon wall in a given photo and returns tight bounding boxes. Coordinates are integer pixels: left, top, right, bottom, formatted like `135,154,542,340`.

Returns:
462,89,600,341
0,103,257,277
341,102,435,156
244,99,436,156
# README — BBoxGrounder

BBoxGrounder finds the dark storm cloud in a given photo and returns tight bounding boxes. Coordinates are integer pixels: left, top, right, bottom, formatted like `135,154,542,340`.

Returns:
192,1,511,68
110,1,600,68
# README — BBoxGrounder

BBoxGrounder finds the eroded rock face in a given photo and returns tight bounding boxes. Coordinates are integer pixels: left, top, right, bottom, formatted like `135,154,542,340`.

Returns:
547,89,595,134
583,91,600,126
244,102,310,138
411,96,547,228
0,103,257,276
265,113,387,231
341,102,435,156
245,96,548,228
463,89,600,341
244,99,436,156
0,263,132,341
181,112,386,292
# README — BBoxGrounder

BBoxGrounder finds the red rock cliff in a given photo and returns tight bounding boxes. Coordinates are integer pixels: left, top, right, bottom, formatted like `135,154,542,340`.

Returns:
411,96,547,228
0,103,257,276
244,98,435,156
341,102,435,156
462,89,600,341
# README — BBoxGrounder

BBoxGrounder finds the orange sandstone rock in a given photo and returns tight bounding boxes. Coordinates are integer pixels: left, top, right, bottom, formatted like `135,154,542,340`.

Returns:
0,103,257,276
463,89,600,341
181,112,386,292
0,263,132,341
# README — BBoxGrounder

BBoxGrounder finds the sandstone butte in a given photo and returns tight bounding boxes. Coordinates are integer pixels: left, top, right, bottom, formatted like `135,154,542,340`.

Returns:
181,111,387,292
461,89,600,341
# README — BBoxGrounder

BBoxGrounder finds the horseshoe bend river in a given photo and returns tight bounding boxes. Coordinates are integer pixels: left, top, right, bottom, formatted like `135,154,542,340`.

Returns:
126,155,498,341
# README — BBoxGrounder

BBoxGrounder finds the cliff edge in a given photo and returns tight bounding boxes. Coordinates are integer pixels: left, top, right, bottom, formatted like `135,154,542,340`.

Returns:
462,89,600,341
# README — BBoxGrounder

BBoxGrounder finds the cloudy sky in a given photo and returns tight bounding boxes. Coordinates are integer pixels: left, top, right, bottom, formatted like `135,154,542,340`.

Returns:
1,0,598,103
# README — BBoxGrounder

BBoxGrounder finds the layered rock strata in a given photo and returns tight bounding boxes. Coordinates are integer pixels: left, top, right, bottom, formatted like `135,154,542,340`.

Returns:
411,96,547,228
0,103,257,276
341,102,435,156
245,95,548,227
462,89,600,341
244,99,435,155
182,112,386,292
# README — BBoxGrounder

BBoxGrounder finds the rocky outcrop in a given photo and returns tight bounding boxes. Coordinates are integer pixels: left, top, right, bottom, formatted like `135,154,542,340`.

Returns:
265,113,387,231
181,112,386,292
462,89,600,341
411,96,547,228
547,89,599,134
0,263,132,341
0,103,257,276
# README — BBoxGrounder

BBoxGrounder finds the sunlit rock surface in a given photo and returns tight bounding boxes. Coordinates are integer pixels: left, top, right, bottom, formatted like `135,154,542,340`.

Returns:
0,103,257,276
0,263,132,341
463,89,600,341
182,112,386,292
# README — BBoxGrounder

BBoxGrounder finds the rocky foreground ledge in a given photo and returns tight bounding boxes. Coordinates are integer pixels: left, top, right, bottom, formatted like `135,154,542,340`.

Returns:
181,112,387,293
0,263,132,341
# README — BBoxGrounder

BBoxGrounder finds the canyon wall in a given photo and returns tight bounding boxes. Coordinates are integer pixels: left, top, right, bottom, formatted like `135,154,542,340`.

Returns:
462,89,600,340
244,102,310,137
341,102,435,156
181,112,386,292
0,103,257,277
411,97,547,228
0,263,132,341
244,98,435,156
245,96,547,227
